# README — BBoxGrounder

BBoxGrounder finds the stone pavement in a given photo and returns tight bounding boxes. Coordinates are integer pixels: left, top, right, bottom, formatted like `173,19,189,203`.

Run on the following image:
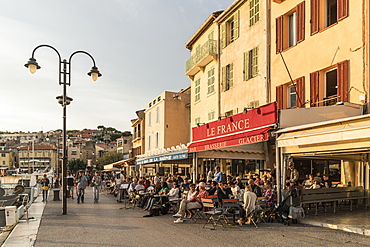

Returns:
3,188,370,247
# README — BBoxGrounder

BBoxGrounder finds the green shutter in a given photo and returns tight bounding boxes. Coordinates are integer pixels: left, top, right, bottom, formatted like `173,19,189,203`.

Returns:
252,47,259,77
222,66,226,91
229,63,234,88
234,11,239,40
221,23,226,49
244,52,249,81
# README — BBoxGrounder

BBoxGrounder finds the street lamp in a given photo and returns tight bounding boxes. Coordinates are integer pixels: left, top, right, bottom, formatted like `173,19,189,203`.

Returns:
24,44,102,215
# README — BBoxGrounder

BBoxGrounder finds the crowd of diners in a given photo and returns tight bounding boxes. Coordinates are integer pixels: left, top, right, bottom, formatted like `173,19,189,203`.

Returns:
102,166,277,225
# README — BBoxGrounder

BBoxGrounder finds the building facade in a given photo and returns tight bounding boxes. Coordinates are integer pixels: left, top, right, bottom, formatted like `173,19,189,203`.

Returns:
18,144,58,172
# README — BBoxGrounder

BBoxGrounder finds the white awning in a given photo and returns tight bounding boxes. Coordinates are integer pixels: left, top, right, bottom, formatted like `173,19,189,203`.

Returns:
277,114,370,155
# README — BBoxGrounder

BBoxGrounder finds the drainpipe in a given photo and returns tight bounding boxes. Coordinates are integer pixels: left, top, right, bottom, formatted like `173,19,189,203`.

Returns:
266,0,271,104
276,145,281,205
217,21,222,117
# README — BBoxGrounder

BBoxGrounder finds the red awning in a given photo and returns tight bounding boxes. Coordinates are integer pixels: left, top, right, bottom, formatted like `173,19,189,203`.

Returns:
188,126,272,152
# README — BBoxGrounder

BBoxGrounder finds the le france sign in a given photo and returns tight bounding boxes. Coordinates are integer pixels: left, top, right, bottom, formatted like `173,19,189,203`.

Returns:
188,102,277,152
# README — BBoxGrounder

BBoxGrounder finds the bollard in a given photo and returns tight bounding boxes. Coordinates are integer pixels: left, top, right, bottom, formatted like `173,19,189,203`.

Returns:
53,188,61,201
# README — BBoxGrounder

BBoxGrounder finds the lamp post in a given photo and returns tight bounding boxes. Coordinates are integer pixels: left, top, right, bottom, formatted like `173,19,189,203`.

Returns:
25,44,102,215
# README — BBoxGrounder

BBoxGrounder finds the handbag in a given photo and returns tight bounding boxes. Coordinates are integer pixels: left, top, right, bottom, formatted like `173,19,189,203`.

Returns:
42,186,49,191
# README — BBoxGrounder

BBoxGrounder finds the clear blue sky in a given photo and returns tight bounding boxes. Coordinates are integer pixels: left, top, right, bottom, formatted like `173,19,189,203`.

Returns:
0,0,234,133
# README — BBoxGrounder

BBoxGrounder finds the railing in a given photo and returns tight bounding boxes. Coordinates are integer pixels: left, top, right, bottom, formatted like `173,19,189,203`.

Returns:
186,40,217,73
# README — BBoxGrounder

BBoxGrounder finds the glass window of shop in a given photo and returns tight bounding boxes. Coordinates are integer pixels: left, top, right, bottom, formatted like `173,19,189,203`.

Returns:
294,159,341,182
225,159,264,179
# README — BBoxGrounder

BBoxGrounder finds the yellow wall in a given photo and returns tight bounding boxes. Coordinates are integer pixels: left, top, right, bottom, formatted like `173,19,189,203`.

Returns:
271,1,366,106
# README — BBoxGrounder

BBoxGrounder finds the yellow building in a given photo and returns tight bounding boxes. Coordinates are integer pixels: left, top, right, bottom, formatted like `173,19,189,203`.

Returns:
186,0,275,179
0,150,15,171
271,1,370,203
18,144,58,172
131,109,145,177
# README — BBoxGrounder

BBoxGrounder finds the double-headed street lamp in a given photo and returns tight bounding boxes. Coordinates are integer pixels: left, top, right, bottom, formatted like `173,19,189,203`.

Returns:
25,44,102,215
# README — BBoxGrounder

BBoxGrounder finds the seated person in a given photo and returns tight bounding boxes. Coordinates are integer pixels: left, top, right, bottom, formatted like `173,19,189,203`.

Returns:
207,181,218,195
178,183,198,218
167,181,180,200
181,178,190,192
237,186,257,226
134,180,145,193
173,182,209,223
320,175,332,188
216,182,232,203
235,177,245,190
145,182,169,210
302,174,314,188
248,179,262,197
140,182,161,208
230,181,242,199
261,181,276,207
308,180,321,189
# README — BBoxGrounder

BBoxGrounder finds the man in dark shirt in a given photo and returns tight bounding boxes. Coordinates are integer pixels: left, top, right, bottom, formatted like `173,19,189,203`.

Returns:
248,179,262,197
320,175,332,188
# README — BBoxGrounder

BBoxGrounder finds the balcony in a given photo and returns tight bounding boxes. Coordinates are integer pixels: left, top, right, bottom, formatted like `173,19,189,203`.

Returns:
185,40,217,77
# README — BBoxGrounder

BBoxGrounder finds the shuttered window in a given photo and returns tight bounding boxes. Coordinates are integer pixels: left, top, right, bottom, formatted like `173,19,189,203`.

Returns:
221,23,226,49
296,2,305,43
276,85,284,109
250,0,260,27
310,0,319,35
194,78,201,102
222,64,233,91
310,71,320,107
337,60,349,102
295,76,305,107
276,15,284,53
337,0,349,21
311,0,349,35
207,67,215,94
221,11,240,49
243,47,259,80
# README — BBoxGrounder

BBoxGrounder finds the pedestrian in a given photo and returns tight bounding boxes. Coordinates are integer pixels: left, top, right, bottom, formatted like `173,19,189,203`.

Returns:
286,162,299,187
76,171,87,204
213,166,224,183
92,171,102,203
40,174,50,202
67,172,75,199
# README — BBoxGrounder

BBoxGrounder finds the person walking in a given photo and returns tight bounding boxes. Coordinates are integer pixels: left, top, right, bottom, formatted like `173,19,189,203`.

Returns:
76,171,87,204
40,174,50,202
67,172,75,199
92,171,102,203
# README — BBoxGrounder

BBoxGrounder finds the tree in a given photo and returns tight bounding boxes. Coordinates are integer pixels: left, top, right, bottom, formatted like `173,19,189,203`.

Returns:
68,159,87,173
122,131,132,136
110,133,122,142
95,151,124,170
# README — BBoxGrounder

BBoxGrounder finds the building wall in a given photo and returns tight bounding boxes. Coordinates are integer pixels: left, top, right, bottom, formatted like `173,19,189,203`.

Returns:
218,0,268,114
0,151,15,169
271,1,365,108
164,90,190,148
145,92,166,152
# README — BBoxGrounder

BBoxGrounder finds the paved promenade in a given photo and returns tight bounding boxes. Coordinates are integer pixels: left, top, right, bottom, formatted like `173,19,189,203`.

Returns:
2,188,370,247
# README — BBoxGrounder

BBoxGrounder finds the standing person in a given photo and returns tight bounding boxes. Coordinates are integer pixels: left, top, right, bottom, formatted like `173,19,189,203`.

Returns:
40,174,50,202
92,171,102,203
214,166,224,183
286,162,299,187
67,172,75,199
76,171,87,204
206,168,214,182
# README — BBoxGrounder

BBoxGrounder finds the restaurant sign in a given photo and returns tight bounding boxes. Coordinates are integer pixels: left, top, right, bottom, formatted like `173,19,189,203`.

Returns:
188,102,277,152
136,152,188,165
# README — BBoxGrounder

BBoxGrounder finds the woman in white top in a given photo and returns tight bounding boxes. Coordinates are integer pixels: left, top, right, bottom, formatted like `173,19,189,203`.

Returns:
167,181,180,200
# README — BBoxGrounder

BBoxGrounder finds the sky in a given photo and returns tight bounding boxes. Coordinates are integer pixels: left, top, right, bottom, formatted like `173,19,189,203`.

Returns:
0,0,235,133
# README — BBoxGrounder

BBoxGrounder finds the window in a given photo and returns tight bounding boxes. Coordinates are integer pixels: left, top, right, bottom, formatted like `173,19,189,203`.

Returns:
248,100,260,109
221,11,239,48
310,60,348,107
207,68,215,94
222,64,233,91
124,140,128,144
208,110,215,121
288,12,297,47
225,110,234,117
2,161,5,166
148,135,151,150
288,85,297,108
326,0,338,27
243,47,259,80
148,112,152,127
250,0,260,27
1,153,5,157
155,132,159,149
276,2,305,53
138,124,141,138
311,0,348,35
156,107,159,123
276,77,305,109
71,150,77,155
194,117,201,126
195,78,201,102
